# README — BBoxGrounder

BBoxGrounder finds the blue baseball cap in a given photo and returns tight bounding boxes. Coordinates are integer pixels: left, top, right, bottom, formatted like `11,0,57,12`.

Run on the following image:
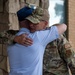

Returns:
17,6,35,21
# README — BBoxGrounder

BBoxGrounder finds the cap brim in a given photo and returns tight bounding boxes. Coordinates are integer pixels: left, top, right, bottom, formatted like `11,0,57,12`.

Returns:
26,16,40,24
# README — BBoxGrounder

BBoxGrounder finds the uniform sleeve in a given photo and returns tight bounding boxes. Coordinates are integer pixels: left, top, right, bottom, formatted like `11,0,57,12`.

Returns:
37,26,59,46
0,30,19,44
58,35,75,75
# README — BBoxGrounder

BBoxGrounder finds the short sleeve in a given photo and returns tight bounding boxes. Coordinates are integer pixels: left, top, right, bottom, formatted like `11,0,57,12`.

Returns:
37,26,59,46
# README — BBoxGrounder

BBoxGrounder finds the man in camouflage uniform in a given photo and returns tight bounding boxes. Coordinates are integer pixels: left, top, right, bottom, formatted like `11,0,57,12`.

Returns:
43,35,75,75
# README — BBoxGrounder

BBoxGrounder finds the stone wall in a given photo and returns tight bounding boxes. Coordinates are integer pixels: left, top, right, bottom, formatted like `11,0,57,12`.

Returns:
8,0,20,30
0,0,9,31
0,0,27,31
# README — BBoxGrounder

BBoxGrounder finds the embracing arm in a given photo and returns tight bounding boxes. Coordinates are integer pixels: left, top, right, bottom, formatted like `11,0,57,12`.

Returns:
54,23,67,34
14,34,33,46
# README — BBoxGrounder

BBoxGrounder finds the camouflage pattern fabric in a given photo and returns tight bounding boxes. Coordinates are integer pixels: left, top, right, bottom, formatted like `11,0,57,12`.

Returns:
43,35,75,75
26,7,49,24
0,30,18,44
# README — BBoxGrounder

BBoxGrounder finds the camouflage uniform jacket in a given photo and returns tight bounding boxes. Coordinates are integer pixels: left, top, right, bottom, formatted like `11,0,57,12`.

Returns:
43,35,75,75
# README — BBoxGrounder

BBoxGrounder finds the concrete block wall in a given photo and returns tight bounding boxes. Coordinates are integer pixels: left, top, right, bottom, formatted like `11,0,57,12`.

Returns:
0,0,25,31
8,0,20,30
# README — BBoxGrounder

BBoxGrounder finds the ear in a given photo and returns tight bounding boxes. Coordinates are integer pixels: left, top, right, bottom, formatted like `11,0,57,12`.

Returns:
43,21,48,29
45,21,48,26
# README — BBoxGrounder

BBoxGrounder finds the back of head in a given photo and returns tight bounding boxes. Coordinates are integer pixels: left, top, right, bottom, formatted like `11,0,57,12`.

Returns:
17,4,37,28
19,20,29,28
17,4,36,22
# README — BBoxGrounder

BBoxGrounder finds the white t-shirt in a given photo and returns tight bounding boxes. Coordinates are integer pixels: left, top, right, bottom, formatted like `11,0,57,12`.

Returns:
7,26,59,75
